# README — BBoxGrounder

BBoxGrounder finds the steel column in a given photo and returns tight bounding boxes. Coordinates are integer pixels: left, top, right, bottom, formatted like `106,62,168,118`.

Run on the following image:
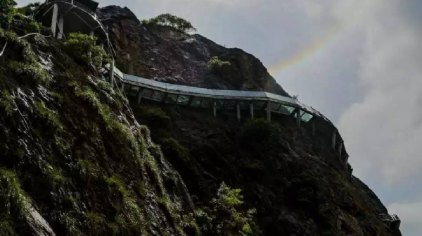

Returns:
51,4,59,37
296,109,302,127
266,101,271,121
109,60,115,87
332,131,337,149
249,103,254,119
57,14,64,39
137,88,144,104
236,103,241,121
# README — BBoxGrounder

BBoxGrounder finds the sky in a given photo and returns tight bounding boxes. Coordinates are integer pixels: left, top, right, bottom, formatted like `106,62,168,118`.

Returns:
16,0,422,235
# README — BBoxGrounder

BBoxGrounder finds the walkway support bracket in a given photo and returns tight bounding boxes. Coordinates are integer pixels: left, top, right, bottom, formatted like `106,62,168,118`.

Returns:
109,60,115,88
236,103,241,121
249,103,254,119
266,101,271,121
338,142,344,157
332,131,337,150
296,109,302,127
57,14,64,39
51,4,59,37
137,88,144,104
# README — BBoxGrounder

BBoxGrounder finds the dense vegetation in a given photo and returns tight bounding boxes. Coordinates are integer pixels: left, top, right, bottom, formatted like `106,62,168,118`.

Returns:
0,0,16,26
131,103,399,236
0,4,262,235
63,33,109,71
0,3,401,236
0,7,196,235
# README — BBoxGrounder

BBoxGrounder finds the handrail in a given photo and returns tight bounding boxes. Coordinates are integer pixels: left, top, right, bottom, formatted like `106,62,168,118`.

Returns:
121,72,331,122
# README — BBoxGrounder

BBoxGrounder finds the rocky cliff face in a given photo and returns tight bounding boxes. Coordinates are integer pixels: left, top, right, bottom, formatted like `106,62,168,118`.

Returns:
98,6,401,236
0,4,401,236
97,6,288,96
0,25,195,235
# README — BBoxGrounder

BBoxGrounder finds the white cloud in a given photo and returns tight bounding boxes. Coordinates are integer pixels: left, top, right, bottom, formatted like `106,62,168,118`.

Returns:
338,0,422,185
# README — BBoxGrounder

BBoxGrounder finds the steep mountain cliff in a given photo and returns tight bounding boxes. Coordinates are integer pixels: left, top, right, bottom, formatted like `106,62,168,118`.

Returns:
97,6,288,96
98,6,402,236
0,24,195,235
0,3,401,236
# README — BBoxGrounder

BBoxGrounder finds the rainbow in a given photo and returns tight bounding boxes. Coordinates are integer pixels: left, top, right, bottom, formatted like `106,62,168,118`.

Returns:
268,1,373,75
269,22,344,75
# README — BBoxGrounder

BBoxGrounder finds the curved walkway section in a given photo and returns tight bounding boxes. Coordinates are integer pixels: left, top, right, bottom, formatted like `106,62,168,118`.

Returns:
117,69,348,165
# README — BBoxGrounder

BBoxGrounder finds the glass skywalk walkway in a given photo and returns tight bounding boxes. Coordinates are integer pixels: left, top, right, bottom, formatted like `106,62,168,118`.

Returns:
111,66,348,165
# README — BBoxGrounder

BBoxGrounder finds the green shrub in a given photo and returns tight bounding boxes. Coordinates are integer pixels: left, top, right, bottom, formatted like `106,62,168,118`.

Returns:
200,182,260,236
15,2,41,16
34,100,62,131
140,106,171,129
105,175,129,199
240,119,281,153
63,33,107,70
8,61,50,85
85,212,107,235
0,0,16,27
24,20,42,34
216,183,244,208
160,138,190,162
142,14,196,33
0,90,15,116
208,56,231,70
0,169,30,230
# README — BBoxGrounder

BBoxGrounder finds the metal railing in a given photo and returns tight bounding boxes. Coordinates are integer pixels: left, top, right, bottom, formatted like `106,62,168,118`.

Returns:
121,72,329,123
45,0,97,19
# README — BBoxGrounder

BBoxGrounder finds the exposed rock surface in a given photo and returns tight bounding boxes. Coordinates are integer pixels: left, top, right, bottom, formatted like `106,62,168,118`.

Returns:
0,27,195,235
0,4,402,236
97,6,289,96
98,5,402,236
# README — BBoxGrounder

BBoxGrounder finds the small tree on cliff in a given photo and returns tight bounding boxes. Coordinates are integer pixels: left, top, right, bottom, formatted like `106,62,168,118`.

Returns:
0,0,16,27
142,13,197,33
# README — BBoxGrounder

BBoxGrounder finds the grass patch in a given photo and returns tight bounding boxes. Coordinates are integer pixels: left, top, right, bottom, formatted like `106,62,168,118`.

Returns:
0,90,15,116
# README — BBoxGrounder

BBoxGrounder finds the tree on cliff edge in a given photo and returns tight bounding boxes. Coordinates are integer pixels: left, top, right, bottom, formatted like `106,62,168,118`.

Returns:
0,0,16,26
142,13,197,33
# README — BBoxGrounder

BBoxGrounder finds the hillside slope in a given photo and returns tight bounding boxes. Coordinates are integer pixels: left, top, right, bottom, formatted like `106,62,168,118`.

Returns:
99,6,402,236
0,26,195,235
0,4,401,236
98,6,288,96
